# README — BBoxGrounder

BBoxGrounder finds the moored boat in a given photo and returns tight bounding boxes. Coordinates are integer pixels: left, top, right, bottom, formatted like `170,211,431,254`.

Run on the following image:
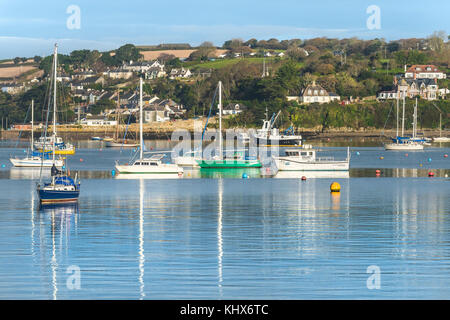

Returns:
273,146,350,171
36,44,80,205
114,78,183,176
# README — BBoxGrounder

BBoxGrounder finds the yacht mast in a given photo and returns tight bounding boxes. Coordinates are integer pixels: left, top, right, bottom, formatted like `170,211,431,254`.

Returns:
139,77,143,160
31,99,34,152
52,44,58,164
396,92,399,137
401,93,405,137
413,98,418,139
218,81,223,158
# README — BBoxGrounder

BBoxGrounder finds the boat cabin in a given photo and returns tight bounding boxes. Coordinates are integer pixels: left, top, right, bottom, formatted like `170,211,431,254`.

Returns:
133,154,165,166
285,148,317,160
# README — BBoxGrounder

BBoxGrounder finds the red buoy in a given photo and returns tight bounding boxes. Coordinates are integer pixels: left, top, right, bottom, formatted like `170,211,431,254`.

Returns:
428,172,435,177
375,169,381,174
301,176,307,181
445,154,448,158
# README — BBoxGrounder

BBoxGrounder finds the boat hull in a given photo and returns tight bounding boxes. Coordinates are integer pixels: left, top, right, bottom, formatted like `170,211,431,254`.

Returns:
433,137,450,143
175,156,201,167
197,159,262,169
115,164,183,174
105,141,139,148
37,189,80,204
10,157,64,168
39,148,76,155
274,158,349,171
384,143,424,150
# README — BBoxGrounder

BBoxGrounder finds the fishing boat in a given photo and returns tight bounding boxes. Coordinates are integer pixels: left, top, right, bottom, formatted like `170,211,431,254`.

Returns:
197,81,262,169
10,100,64,167
385,96,424,150
36,44,80,204
114,78,183,175
105,90,139,148
272,145,350,171
253,109,302,146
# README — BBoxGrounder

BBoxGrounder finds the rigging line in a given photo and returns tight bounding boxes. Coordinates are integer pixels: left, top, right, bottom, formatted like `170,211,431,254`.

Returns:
120,113,133,154
39,61,56,184
14,102,31,148
381,100,395,138
202,84,219,141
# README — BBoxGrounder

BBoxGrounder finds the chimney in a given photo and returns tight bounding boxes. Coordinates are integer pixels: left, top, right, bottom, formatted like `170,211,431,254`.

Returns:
404,64,407,72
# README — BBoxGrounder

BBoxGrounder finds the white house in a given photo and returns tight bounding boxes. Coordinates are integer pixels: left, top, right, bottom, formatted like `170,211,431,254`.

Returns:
300,82,340,104
169,67,192,79
405,65,447,79
103,69,134,79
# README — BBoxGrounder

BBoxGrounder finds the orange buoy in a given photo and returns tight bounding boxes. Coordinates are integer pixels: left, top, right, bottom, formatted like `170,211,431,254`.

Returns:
379,156,384,160
405,153,408,157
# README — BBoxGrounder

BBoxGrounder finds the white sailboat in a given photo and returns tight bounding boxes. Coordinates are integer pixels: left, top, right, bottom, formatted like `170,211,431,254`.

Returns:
10,99,64,167
105,91,139,148
432,104,450,142
385,96,424,150
114,78,183,175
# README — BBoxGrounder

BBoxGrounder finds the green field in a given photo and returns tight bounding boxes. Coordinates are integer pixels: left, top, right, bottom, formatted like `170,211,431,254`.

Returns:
184,57,281,70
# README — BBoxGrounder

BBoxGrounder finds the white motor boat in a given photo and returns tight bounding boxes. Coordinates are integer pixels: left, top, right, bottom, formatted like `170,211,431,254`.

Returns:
273,146,350,171
115,154,183,175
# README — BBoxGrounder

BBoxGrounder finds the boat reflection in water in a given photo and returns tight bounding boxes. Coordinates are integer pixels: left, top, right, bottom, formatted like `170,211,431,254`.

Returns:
9,167,51,180
273,170,350,179
37,202,79,300
114,172,183,180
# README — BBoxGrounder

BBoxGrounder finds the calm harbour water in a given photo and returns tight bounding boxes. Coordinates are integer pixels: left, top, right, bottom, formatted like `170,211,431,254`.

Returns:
0,140,449,299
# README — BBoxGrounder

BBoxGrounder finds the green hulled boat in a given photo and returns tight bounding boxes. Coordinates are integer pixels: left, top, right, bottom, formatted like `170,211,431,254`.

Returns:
197,158,261,169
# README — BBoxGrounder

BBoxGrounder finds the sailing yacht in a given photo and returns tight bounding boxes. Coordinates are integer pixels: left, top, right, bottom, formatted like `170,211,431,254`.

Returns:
10,100,64,167
432,104,450,142
36,44,80,204
105,91,139,148
196,81,262,169
114,78,183,175
385,96,424,150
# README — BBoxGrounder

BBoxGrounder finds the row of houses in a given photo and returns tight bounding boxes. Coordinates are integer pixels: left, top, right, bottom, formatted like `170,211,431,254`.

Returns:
378,65,448,101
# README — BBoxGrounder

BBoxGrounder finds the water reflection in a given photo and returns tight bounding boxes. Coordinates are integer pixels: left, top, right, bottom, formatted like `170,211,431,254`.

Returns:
37,203,79,300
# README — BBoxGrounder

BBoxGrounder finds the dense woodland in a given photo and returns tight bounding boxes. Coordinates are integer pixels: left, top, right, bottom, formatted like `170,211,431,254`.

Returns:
1,33,450,131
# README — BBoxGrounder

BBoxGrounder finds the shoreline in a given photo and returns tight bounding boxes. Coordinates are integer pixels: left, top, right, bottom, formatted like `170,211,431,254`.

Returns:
1,126,447,141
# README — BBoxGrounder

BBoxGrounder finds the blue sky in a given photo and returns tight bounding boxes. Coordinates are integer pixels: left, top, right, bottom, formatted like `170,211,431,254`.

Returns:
0,0,449,59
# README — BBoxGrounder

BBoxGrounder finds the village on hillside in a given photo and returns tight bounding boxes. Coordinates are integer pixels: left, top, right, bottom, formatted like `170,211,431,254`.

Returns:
1,35,449,132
